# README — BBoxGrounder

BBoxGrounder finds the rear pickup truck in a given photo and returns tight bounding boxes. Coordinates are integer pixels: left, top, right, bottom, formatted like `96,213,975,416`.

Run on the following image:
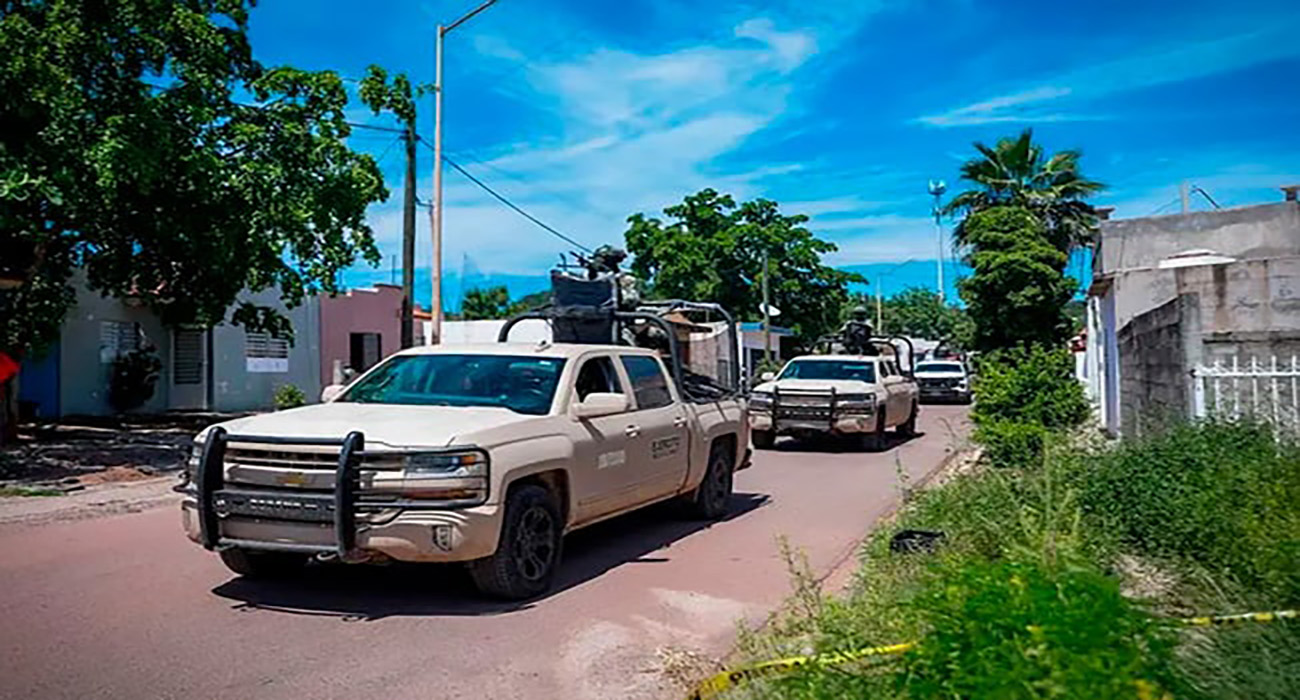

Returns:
749,354,919,451
178,343,748,599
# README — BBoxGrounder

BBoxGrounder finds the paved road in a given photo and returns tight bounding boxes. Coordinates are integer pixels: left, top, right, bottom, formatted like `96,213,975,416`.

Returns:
0,406,968,700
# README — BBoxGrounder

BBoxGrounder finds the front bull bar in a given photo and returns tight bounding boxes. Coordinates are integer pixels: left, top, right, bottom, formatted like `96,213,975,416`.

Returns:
195,427,365,557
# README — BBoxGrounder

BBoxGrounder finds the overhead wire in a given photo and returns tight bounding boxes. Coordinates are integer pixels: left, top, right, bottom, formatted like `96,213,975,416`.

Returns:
418,136,590,253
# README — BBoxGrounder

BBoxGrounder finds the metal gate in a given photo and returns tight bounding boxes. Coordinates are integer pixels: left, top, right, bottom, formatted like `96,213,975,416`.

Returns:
1191,355,1300,434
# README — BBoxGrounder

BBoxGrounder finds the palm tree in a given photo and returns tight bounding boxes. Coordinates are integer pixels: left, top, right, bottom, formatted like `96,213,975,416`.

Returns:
943,128,1105,254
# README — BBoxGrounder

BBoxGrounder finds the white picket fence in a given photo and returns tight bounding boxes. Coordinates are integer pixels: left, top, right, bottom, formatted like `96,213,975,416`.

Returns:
1191,355,1300,434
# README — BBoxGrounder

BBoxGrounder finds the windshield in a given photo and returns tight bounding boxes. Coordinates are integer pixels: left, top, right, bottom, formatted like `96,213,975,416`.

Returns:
916,362,965,374
340,354,566,416
778,360,876,383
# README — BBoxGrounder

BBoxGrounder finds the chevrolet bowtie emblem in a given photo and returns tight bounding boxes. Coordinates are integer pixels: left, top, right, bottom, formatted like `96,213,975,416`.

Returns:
277,472,308,487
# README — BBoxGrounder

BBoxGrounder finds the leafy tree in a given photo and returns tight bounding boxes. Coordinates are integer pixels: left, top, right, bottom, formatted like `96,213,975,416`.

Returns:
625,189,863,342
958,207,1074,352
1,0,389,362
461,286,511,320
851,287,974,347
1063,299,1085,332
944,129,1104,254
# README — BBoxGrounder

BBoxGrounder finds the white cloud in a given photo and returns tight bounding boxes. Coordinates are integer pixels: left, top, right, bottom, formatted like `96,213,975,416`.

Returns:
355,10,896,278
916,21,1300,128
819,214,948,265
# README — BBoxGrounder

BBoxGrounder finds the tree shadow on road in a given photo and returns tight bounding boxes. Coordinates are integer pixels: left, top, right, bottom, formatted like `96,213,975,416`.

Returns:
209,491,770,621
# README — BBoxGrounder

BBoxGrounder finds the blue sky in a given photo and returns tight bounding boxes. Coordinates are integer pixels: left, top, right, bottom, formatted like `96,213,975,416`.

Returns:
247,0,1300,308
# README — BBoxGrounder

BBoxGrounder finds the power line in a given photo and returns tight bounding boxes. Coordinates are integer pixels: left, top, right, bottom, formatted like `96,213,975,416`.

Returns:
1148,198,1182,216
418,136,591,253
373,134,404,166
346,121,407,134
449,148,623,220
445,154,592,253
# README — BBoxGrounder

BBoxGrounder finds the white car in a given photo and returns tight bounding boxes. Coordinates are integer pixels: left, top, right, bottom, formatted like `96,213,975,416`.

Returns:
748,354,919,451
914,360,972,404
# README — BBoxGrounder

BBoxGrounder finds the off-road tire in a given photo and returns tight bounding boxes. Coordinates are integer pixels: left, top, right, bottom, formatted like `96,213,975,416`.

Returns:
861,411,887,452
752,429,776,450
469,485,563,600
218,548,308,579
898,401,919,437
684,443,734,520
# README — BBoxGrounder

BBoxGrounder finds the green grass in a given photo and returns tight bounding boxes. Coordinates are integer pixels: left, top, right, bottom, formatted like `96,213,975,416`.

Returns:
724,421,1300,700
0,485,64,497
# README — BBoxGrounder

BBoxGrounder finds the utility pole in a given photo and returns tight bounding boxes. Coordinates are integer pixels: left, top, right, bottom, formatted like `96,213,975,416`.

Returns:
876,283,883,333
1180,180,1190,214
430,0,498,346
928,180,947,303
762,248,772,363
399,123,417,348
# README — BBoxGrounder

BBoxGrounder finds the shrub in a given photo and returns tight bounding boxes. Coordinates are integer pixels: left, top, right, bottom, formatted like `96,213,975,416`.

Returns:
975,418,1048,469
108,348,162,412
1076,421,1300,601
972,346,1088,430
272,383,307,410
899,559,1184,700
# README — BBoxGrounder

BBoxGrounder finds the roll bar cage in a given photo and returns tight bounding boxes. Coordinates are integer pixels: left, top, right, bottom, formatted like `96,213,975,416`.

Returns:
497,300,742,401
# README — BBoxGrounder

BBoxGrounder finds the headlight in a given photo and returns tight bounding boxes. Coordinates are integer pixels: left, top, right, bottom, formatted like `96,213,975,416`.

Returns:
750,392,773,409
395,450,489,505
836,393,876,413
402,450,488,477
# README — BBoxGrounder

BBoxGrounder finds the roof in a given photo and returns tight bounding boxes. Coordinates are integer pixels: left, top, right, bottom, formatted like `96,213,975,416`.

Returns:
391,342,658,360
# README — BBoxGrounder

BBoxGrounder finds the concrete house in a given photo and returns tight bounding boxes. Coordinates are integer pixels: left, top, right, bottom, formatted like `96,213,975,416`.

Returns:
19,274,321,417
318,284,404,387
1085,187,1300,435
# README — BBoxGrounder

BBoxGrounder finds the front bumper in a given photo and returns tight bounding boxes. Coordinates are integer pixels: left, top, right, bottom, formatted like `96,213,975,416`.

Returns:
185,427,501,564
749,412,875,435
181,498,504,562
919,385,971,401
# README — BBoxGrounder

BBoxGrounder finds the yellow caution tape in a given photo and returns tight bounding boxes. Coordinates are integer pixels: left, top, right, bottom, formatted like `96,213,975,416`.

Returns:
686,641,914,700
1177,609,1298,627
686,609,1298,699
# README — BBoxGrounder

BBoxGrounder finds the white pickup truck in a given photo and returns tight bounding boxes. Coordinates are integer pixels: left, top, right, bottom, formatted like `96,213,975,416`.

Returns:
748,354,919,450
178,342,748,599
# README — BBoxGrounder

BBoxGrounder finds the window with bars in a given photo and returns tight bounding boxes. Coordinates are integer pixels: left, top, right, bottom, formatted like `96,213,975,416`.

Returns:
245,331,290,373
245,332,290,359
99,321,140,363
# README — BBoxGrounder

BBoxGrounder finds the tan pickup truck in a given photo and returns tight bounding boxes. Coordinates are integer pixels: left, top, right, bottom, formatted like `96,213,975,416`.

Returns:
748,354,919,450
178,343,748,599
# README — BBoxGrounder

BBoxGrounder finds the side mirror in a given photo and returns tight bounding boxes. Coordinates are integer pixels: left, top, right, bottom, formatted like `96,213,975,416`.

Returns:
760,371,776,382
321,384,346,403
573,393,628,419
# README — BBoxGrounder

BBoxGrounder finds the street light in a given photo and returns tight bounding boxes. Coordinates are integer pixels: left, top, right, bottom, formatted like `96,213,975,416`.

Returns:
429,0,499,345
927,180,947,303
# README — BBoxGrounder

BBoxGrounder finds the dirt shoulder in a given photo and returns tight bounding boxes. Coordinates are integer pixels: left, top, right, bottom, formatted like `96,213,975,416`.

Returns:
0,476,181,528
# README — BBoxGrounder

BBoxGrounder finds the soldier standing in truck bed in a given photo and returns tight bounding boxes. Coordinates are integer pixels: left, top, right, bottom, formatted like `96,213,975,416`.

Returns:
840,305,878,355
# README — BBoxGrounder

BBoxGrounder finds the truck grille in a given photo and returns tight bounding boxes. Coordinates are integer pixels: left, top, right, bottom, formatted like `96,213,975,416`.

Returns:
921,377,961,389
226,446,403,471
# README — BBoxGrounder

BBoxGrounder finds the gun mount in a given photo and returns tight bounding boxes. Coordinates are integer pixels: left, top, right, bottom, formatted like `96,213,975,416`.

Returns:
498,250,741,401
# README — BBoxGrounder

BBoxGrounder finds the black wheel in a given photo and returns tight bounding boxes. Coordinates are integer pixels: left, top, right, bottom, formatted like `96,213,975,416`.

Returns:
860,411,887,452
684,443,734,520
218,548,308,579
752,429,776,450
898,401,918,437
469,485,562,600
